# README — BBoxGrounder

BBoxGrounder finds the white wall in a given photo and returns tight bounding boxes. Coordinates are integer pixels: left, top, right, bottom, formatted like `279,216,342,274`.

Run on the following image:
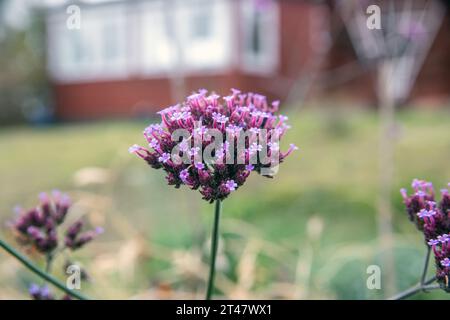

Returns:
47,0,280,83
47,2,128,82
47,0,235,82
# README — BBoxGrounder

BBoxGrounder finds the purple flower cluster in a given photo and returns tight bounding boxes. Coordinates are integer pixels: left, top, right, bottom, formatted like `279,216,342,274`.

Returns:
28,283,54,300
10,191,103,300
428,232,450,289
11,191,103,254
130,89,297,202
65,220,104,251
401,179,450,288
28,283,72,300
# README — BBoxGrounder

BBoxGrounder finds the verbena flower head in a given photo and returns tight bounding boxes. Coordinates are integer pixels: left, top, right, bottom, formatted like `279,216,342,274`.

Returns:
130,89,297,202
10,191,103,254
29,283,54,300
401,180,450,289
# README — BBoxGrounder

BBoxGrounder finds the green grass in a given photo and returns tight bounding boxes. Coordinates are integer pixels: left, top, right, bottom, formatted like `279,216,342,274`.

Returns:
0,107,449,299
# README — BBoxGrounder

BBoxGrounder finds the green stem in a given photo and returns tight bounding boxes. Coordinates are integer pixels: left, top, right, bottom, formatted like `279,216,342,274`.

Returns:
45,253,54,274
206,199,221,300
0,238,89,300
420,246,431,286
424,276,437,285
389,279,440,300
389,246,440,300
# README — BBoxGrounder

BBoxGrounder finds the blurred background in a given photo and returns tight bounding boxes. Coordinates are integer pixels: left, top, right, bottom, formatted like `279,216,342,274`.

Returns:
0,0,449,299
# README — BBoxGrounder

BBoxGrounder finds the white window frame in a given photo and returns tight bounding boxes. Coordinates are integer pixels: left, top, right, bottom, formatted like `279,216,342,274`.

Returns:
47,0,235,82
138,0,233,77
178,0,233,72
47,2,128,83
137,0,177,76
240,0,279,75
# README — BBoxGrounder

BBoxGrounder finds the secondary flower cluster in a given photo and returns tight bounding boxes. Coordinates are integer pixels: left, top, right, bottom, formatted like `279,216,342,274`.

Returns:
28,283,54,300
11,191,103,254
401,179,450,289
10,191,103,300
130,89,297,202
28,283,72,300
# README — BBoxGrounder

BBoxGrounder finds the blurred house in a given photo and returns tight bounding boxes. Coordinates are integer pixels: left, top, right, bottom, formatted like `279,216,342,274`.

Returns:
45,0,449,120
46,0,327,120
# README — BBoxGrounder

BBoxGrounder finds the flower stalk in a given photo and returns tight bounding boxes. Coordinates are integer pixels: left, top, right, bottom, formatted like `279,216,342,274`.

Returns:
129,89,297,300
389,279,439,300
389,247,438,300
420,246,431,286
206,199,222,300
0,237,89,300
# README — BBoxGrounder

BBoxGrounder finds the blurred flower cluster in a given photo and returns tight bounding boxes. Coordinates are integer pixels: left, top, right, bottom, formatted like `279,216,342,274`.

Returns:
130,89,297,202
28,283,74,300
28,283,55,300
10,191,103,299
401,179,450,289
